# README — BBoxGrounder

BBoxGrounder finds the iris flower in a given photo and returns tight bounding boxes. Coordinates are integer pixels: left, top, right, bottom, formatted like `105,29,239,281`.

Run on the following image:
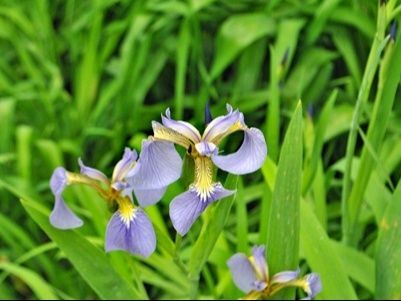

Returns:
145,104,267,235
49,144,182,257
227,246,322,300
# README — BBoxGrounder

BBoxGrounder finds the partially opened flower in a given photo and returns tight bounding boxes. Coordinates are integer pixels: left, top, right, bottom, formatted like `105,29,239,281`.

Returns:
49,146,182,257
227,245,322,300
137,104,267,235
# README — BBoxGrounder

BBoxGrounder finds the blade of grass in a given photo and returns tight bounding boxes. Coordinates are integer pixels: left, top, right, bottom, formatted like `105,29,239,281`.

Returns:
345,16,401,244
341,2,388,244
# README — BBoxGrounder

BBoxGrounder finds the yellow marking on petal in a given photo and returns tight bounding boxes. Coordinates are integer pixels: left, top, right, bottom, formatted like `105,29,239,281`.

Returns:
193,156,215,202
117,196,136,228
152,122,193,149
66,172,110,199
210,121,246,145
248,256,265,281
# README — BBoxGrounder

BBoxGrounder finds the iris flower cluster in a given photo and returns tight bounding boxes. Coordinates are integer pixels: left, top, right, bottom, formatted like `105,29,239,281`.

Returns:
49,104,322,299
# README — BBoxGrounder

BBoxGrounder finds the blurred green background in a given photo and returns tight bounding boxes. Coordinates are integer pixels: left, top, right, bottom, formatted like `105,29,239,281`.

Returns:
1,0,401,299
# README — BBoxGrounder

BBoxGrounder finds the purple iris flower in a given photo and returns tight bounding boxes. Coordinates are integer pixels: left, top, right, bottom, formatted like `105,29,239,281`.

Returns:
49,146,182,257
227,245,322,300
142,104,267,235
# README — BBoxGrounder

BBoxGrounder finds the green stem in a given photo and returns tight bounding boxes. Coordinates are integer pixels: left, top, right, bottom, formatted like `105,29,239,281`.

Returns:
173,234,187,274
189,273,199,300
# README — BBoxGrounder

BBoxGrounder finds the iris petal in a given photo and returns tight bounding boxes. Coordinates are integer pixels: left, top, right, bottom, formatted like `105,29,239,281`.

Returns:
271,269,300,284
112,148,138,183
252,245,269,281
134,186,167,207
49,196,84,229
212,128,267,175
129,139,183,190
105,209,156,257
302,273,322,300
169,184,234,235
152,121,193,149
50,167,68,196
169,190,208,236
162,108,202,143
203,104,245,143
227,253,258,293
78,159,109,184
49,167,83,229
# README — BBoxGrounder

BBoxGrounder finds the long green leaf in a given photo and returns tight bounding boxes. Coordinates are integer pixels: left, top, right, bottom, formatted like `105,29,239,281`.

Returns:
0,262,57,300
210,14,276,80
267,102,303,299
376,180,401,299
300,201,357,299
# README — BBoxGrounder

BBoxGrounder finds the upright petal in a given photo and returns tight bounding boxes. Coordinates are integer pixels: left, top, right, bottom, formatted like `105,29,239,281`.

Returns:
49,196,84,229
169,184,234,235
251,245,269,281
129,138,183,190
105,208,156,257
112,148,138,183
169,190,208,236
203,104,245,143
134,186,167,207
271,269,300,284
162,108,201,143
302,273,322,300
212,128,267,175
78,159,109,184
227,253,258,293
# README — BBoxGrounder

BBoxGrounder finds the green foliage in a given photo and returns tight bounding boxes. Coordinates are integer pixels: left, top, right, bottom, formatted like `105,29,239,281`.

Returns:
1,0,401,299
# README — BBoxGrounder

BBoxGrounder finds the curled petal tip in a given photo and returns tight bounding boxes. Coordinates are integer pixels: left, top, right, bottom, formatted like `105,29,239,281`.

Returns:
212,128,267,175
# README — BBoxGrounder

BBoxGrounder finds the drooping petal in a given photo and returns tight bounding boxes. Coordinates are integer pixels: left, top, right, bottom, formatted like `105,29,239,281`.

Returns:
169,183,234,235
251,245,269,281
271,269,300,284
162,108,201,143
78,159,109,184
302,273,322,300
203,104,245,143
49,196,84,229
195,141,218,157
49,167,83,229
212,128,267,175
134,186,167,207
169,190,208,236
152,121,192,149
227,253,259,293
112,147,138,183
105,208,156,257
129,138,183,190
